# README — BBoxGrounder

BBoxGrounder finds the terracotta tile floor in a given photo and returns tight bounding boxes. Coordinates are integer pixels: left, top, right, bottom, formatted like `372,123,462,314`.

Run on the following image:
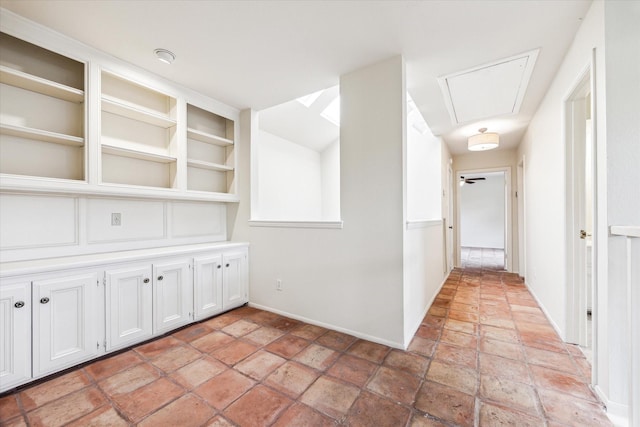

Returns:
0,268,612,426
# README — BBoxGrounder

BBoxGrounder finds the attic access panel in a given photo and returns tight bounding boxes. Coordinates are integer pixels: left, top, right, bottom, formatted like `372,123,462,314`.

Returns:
438,49,539,124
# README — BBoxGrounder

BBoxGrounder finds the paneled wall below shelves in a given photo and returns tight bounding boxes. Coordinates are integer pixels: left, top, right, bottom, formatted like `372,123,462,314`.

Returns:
0,193,227,262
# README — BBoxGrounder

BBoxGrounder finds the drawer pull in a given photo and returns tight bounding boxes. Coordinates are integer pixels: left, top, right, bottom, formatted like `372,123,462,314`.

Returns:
40,297,50,304
217,265,221,269
226,263,230,268
157,275,164,281
143,278,150,284
14,301,25,308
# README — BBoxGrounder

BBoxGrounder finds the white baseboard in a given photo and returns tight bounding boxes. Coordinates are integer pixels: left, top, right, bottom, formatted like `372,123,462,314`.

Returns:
522,279,565,340
403,274,449,348
594,385,629,427
248,303,404,350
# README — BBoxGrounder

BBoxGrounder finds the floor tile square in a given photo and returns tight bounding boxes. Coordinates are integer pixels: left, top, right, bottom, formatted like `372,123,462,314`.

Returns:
26,387,106,427
366,366,421,405
265,335,311,358
195,369,255,410
408,336,437,357
222,319,261,337
426,360,477,395
170,356,227,389
479,402,545,427
172,324,214,342
538,388,612,426
479,336,524,361
271,402,336,427
134,336,183,359
138,393,215,427
289,324,328,340
264,361,320,398
346,391,411,427
19,370,90,411
529,365,597,402
0,395,21,422
479,374,540,415
224,385,292,427
66,406,129,427
235,350,286,380
243,326,285,346
98,363,160,396
327,354,377,387
211,340,258,366
293,343,339,371
383,349,430,377
316,330,357,351
150,344,202,372
203,313,241,329
84,350,143,381
300,376,360,419
479,352,531,384
112,378,184,423
346,340,390,363
414,380,475,427
191,331,235,353
434,342,477,369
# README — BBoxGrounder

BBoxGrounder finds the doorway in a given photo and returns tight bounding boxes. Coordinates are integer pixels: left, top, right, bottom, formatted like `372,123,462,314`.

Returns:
456,168,512,271
565,61,596,367
517,157,526,278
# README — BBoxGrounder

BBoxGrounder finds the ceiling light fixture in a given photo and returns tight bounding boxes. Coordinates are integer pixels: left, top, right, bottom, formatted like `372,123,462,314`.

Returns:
468,127,499,151
154,48,175,64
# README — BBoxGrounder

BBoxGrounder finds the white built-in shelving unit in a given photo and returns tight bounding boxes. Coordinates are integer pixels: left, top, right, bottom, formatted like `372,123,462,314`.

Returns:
0,32,85,181
186,104,236,194
0,25,239,202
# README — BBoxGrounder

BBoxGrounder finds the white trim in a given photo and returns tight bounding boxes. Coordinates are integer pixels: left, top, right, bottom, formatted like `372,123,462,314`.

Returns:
524,278,565,340
610,225,640,238
0,242,249,278
406,219,442,230
594,385,629,427
248,302,404,349
248,220,343,229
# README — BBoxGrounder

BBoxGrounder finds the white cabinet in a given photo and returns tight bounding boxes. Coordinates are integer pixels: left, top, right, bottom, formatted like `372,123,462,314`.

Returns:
0,281,31,391
32,273,99,377
223,251,248,310
194,248,248,320
194,255,223,320
105,265,153,351
153,260,192,333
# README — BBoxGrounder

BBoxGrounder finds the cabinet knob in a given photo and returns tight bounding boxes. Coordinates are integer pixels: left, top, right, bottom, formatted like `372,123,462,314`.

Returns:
14,301,25,308
226,263,230,268
40,297,50,304
157,275,164,281
217,265,221,269
143,278,150,284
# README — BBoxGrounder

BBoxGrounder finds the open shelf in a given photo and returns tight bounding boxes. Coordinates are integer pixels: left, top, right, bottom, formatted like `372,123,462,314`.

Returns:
0,66,84,103
187,128,233,147
102,144,176,164
187,159,234,172
102,95,176,128
0,123,84,147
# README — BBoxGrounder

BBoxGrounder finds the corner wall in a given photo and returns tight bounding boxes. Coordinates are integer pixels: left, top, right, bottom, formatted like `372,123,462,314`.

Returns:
232,57,407,347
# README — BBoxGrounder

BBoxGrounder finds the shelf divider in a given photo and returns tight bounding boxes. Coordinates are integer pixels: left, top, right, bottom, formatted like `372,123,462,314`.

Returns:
102,95,176,128
186,159,234,172
102,144,177,164
187,128,233,146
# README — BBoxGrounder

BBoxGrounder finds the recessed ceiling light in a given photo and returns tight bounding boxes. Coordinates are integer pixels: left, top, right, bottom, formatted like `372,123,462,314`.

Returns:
154,48,175,64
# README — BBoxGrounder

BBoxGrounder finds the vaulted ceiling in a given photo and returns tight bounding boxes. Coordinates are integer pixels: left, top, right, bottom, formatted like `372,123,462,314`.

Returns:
1,0,591,154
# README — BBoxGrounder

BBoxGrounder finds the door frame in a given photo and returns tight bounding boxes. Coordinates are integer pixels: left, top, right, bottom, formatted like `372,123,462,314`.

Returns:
517,157,526,278
564,52,598,367
455,166,513,272
446,163,454,272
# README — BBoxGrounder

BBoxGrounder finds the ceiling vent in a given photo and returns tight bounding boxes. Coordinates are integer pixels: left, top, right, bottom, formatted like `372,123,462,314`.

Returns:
438,49,539,124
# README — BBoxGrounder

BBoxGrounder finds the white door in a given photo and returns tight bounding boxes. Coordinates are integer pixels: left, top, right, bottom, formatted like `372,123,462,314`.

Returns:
223,251,247,310
0,282,31,391
105,265,153,350
32,273,99,377
447,165,454,271
153,260,192,334
194,254,223,320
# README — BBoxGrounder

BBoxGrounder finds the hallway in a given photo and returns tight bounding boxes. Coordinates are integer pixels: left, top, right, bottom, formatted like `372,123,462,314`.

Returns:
0,270,612,426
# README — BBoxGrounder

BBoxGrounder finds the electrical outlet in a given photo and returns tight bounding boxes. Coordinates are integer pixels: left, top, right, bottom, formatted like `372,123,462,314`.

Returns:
111,213,122,226
276,279,283,291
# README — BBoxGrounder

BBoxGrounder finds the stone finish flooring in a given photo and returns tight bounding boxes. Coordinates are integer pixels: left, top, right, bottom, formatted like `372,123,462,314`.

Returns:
0,269,612,426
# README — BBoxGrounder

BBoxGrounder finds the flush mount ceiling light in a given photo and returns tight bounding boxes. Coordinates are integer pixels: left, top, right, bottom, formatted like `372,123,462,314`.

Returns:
154,48,175,64
468,127,499,151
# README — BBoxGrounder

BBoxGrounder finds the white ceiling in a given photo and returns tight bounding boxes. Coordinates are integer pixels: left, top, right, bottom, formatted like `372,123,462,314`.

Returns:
0,0,591,154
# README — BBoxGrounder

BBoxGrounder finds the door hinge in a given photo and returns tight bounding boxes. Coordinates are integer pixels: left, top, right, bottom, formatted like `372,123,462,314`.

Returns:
96,341,100,350
103,340,107,350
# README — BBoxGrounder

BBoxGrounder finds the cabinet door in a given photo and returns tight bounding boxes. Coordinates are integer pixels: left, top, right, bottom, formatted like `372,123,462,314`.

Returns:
0,282,31,392
105,266,153,351
223,251,248,309
32,273,99,377
153,261,192,334
194,255,223,320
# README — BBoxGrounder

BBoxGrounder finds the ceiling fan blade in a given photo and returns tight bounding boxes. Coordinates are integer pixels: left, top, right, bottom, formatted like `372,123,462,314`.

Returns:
467,177,486,181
